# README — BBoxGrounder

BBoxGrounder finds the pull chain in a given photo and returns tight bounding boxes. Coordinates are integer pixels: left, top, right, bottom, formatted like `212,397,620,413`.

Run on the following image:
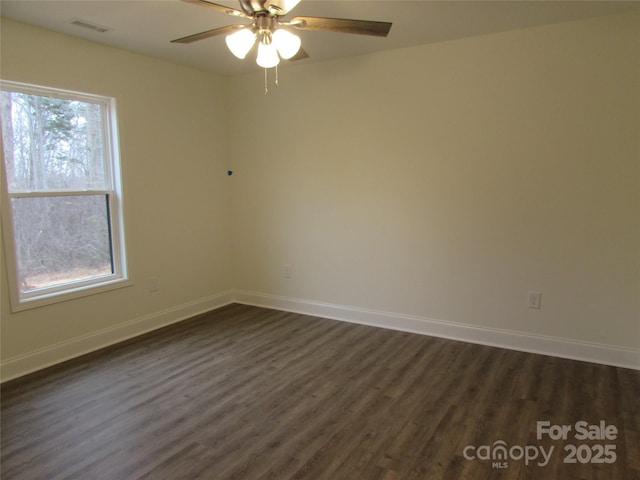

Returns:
264,68,268,95
263,66,281,95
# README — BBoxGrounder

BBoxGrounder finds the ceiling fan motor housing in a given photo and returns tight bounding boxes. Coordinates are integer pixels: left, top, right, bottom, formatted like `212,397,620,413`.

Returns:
240,0,267,15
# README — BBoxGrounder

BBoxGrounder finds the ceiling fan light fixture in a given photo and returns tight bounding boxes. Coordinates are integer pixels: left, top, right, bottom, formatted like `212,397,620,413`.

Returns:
225,28,256,59
175,0,393,83
273,29,301,60
257,41,280,68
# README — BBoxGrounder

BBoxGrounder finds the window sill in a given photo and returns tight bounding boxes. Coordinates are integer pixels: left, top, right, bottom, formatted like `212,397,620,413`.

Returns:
10,277,134,313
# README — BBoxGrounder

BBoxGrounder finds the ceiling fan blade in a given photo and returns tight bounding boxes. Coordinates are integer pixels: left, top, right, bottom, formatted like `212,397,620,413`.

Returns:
181,0,253,19
171,24,246,44
290,16,392,37
288,47,309,62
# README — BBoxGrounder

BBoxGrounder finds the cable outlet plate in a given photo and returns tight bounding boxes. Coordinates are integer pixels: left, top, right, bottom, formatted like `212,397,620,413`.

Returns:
528,291,542,309
148,276,159,293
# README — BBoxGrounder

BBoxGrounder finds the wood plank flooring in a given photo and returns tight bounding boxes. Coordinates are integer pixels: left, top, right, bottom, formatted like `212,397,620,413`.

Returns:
1,304,638,479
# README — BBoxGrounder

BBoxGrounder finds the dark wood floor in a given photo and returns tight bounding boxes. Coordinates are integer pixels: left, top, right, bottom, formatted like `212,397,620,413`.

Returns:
1,304,638,480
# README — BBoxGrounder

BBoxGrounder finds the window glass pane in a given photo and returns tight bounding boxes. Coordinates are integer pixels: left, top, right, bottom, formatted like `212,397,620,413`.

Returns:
1,91,106,192
10,195,114,293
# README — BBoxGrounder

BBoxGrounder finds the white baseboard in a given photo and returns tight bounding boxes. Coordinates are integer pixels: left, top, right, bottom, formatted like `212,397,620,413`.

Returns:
232,290,640,370
3,289,637,382
0,291,234,383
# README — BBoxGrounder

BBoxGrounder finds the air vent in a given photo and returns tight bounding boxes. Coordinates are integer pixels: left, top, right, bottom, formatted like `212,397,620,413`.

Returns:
67,18,111,33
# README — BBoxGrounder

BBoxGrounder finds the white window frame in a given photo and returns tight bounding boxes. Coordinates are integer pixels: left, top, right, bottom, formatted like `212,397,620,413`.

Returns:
1,80,130,311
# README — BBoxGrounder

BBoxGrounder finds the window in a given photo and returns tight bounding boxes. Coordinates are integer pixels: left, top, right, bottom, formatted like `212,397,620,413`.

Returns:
1,81,128,310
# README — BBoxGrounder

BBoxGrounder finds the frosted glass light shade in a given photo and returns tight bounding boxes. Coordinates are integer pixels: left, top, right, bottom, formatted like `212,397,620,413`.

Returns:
225,29,256,59
257,41,280,68
273,29,301,60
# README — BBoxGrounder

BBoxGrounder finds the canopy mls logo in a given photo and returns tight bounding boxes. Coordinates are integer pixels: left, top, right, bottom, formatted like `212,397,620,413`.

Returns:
463,440,553,469
463,420,618,469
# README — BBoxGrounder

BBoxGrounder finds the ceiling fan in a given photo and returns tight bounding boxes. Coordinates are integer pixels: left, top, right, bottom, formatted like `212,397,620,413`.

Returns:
171,0,393,70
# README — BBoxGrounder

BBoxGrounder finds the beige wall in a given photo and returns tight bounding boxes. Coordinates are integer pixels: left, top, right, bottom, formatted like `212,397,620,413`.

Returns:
1,19,232,376
1,11,639,379
229,12,639,350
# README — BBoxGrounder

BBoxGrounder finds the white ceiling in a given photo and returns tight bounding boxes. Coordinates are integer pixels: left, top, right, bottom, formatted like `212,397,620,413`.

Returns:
2,0,638,77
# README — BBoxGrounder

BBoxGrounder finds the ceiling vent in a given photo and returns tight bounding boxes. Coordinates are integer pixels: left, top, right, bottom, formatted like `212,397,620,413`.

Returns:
67,18,111,33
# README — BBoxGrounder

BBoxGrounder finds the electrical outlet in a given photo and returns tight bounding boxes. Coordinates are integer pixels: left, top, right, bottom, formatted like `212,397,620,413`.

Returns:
528,291,542,309
283,264,292,279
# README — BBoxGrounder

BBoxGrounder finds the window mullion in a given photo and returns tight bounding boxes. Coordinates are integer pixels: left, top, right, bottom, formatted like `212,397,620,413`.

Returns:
9,190,111,199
